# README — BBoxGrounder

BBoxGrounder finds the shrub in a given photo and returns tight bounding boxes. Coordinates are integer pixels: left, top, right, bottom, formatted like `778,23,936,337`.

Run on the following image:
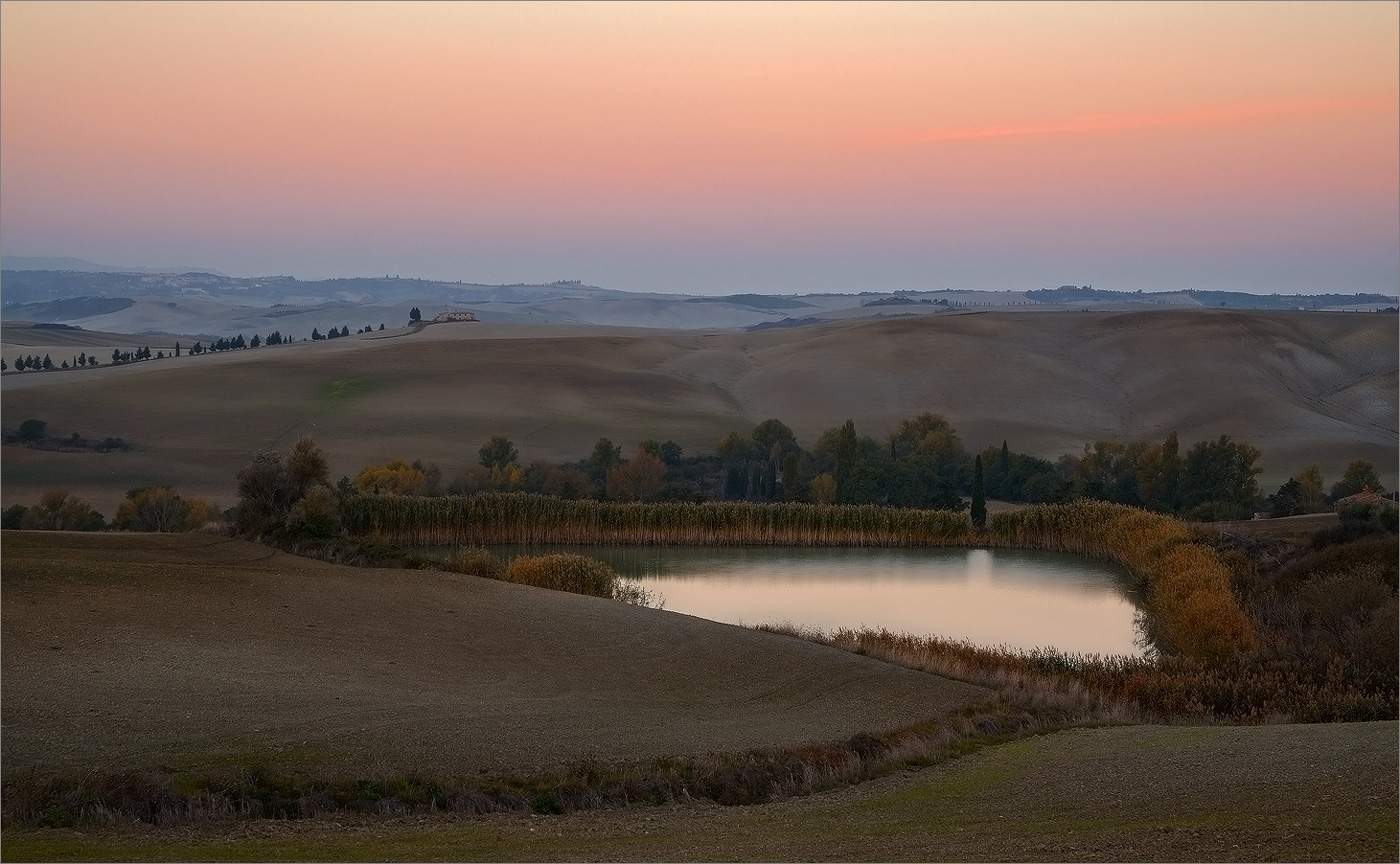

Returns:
17,418,47,442
1336,500,1399,533
284,487,343,540
114,487,213,532
2,504,28,529
441,547,504,580
354,459,431,496
18,490,105,531
503,554,617,598
235,437,331,535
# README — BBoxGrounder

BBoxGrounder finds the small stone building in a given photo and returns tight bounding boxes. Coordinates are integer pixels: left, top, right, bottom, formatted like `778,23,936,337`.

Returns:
433,310,478,323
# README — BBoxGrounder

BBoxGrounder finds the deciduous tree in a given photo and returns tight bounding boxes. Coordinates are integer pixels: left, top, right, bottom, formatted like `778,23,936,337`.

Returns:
1180,435,1262,520
19,489,105,531
478,434,519,470
115,486,213,532
354,459,430,496
17,419,46,442
809,473,836,505
1331,460,1386,499
1293,463,1325,511
588,437,622,483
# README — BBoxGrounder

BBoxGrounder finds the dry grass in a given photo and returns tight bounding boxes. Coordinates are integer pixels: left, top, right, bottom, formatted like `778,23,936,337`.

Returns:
760,624,1393,724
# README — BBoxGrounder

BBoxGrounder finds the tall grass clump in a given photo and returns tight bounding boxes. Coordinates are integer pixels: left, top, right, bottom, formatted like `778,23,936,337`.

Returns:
503,554,617,598
440,547,661,606
440,546,504,580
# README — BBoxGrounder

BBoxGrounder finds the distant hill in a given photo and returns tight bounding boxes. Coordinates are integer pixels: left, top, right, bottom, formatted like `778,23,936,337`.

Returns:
3,268,1396,333
0,256,225,276
2,308,1393,515
6,296,135,322
686,294,816,309
1026,285,1398,310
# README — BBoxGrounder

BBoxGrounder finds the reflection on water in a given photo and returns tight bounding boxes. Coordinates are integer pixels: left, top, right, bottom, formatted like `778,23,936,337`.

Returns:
438,545,1145,657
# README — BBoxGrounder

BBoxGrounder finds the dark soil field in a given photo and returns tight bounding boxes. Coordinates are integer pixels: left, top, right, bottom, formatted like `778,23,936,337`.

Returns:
2,531,1395,861
0,531,990,778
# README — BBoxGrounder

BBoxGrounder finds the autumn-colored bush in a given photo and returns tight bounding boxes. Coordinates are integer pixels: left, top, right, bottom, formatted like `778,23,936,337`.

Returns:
502,554,617,598
114,486,214,532
15,489,105,531
441,547,505,580
284,486,342,540
353,459,432,496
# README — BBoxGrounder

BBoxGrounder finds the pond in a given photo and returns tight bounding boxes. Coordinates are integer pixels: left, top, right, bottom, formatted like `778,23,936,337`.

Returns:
445,545,1146,657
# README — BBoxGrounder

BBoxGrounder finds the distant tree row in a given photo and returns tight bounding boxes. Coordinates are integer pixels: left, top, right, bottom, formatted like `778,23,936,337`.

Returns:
188,334,254,354
312,323,387,340
111,346,157,364
1,485,217,533
4,324,389,374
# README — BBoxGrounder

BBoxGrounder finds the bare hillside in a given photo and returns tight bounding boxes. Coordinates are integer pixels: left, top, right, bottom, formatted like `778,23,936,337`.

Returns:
0,309,1394,514
0,532,991,776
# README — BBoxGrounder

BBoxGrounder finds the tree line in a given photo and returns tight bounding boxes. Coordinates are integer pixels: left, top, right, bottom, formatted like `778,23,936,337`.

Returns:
340,414,1390,523
3,323,388,373
3,420,1391,538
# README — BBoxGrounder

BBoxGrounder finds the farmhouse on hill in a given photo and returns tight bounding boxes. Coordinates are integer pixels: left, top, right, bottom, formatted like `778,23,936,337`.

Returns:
433,309,478,323
1334,487,1395,510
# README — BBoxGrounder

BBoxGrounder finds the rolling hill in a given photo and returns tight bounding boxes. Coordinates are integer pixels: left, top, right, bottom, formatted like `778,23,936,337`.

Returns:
1,308,1394,517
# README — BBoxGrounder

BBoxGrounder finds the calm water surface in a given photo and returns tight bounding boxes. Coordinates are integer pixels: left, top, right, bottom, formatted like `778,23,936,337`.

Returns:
471,546,1145,657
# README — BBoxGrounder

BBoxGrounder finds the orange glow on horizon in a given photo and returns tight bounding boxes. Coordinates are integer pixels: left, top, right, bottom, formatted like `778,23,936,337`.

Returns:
2,1,1396,292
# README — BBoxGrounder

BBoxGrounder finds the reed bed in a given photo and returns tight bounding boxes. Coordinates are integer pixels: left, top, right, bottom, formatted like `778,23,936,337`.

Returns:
340,493,973,547
761,625,1393,723
987,502,1256,662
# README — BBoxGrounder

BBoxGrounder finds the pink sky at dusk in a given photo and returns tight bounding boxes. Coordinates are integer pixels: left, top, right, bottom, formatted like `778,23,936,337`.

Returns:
2,1,1396,294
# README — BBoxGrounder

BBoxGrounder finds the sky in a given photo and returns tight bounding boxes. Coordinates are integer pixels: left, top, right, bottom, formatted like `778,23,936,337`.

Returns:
2,1,1396,295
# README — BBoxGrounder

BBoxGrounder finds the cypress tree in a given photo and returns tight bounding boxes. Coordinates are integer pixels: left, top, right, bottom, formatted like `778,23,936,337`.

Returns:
971,454,987,529
998,438,1011,498
781,454,800,501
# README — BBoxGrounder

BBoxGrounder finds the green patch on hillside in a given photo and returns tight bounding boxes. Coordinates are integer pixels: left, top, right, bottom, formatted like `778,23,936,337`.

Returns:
317,378,376,410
